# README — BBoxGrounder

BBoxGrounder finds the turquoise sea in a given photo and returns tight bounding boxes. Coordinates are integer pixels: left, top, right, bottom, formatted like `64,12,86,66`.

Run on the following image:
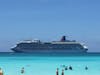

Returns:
0,52,100,75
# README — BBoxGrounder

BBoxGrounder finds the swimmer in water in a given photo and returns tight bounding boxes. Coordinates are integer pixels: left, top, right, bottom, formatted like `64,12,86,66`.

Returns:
69,66,73,70
21,67,25,74
65,67,68,70
61,65,66,68
85,66,88,70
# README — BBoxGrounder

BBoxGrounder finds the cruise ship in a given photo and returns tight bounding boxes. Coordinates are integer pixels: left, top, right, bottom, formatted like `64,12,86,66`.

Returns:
11,36,88,53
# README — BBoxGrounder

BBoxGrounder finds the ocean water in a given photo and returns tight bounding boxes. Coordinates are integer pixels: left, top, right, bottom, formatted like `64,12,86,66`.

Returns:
0,53,100,75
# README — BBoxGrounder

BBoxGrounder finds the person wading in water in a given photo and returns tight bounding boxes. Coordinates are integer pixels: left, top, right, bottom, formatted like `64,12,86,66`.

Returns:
21,67,25,74
61,69,64,75
0,68,3,75
56,68,59,75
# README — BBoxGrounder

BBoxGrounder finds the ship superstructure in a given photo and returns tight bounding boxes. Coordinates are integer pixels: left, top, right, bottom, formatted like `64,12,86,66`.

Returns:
11,36,88,53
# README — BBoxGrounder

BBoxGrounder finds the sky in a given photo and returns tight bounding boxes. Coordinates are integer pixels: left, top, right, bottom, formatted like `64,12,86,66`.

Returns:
0,0,100,52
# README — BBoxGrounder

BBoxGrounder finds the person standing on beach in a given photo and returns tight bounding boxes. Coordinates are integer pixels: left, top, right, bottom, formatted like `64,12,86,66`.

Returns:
61,69,64,75
56,68,59,75
0,68,3,75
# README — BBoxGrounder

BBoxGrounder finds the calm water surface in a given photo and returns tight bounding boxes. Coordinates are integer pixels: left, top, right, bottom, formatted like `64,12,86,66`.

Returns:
0,52,100,75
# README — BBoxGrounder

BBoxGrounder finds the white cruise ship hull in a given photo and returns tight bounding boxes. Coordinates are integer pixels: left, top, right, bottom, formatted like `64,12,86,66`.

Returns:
11,36,88,53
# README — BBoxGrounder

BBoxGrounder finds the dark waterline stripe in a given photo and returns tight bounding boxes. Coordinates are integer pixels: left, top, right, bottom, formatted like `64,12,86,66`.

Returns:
0,52,100,57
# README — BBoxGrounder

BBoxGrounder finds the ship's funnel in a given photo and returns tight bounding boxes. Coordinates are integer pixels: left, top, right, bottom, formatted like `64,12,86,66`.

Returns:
60,36,66,42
